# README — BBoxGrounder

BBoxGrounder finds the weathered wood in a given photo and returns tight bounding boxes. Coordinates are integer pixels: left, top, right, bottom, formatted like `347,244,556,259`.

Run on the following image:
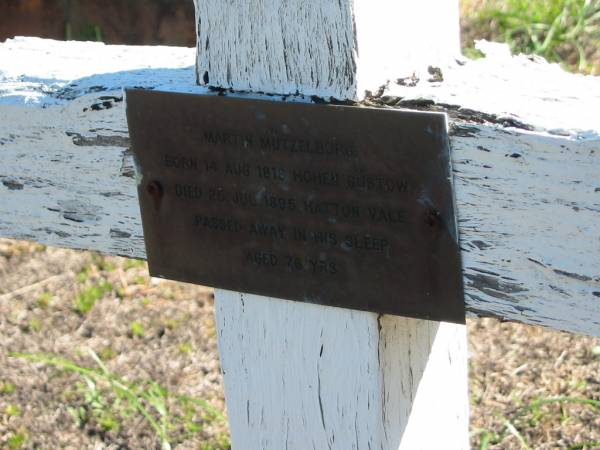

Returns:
1,37,598,336
193,0,460,99
1,31,472,449
215,293,468,449
197,2,469,448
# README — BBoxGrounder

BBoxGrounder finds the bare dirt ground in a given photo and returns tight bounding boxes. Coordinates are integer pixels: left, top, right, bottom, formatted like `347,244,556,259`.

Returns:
0,239,598,449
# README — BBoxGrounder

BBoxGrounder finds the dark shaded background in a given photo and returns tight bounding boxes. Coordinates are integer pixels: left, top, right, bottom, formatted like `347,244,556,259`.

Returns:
0,0,196,46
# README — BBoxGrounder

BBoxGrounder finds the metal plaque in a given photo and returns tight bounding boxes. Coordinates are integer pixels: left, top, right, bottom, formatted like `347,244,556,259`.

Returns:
126,89,465,324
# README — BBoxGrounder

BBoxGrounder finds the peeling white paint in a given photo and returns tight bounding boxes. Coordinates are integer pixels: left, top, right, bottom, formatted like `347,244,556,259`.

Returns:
0,37,198,106
353,0,461,97
384,40,600,133
198,1,470,446
215,292,468,450
194,0,357,98
2,39,597,336
193,0,461,100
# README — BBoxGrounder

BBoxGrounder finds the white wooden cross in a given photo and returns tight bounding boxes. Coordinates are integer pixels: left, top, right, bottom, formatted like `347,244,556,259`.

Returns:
1,1,599,449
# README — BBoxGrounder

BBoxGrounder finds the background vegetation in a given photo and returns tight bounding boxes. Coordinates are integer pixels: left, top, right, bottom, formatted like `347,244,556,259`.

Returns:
462,0,600,73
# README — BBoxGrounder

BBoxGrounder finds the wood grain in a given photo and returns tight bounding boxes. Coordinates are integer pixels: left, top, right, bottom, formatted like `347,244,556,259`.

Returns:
195,1,470,445
1,37,597,336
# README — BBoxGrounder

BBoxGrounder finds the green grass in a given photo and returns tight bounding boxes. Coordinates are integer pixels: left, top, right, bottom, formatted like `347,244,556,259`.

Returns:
5,404,22,417
471,396,600,449
124,258,147,270
133,275,148,285
178,342,194,355
471,0,600,73
10,350,228,450
66,22,103,42
36,292,53,309
76,266,92,283
28,318,43,333
130,321,146,338
74,282,113,314
7,431,27,450
98,346,117,361
568,442,600,450
163,318,181,331
89,253,112,270
0,380,16,395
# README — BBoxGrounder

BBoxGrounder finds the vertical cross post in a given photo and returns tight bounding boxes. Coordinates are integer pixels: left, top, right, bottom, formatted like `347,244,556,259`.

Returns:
193,1,468,448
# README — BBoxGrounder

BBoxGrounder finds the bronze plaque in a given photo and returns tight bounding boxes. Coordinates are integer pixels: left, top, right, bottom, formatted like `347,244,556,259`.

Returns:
126,89,465,324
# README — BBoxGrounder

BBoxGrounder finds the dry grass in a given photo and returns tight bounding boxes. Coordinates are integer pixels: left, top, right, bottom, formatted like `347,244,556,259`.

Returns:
469,319,599,449
0,239,227,449
0,239,598,449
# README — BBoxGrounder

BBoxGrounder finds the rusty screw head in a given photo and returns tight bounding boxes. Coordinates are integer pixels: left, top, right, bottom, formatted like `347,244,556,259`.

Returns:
147,180,163,197
146,180,163,209
425,208,442,228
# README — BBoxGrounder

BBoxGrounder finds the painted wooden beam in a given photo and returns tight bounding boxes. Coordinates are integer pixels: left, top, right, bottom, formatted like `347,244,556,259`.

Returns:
194,0,460,99
197,1,468,448
1,36,599,337
215,295,468,449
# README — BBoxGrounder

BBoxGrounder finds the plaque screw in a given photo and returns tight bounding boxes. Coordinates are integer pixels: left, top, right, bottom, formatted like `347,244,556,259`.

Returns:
425,208,442,228
146,180,163,209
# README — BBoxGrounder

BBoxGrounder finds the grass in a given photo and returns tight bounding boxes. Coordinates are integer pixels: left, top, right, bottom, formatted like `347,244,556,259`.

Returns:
124,258,147,270
5,403,22,417
36,292,53,309
569,443,600,450
73,281,113,314
471,396,600,449
11,349,228,450
98,346,117,361
3,244,596,448
178,342,194,355
27,318,42,333
464,0,600,73
130,321,146,338
10,349,227,450
0,380,17,395
65,22,103,42
7,431,27,450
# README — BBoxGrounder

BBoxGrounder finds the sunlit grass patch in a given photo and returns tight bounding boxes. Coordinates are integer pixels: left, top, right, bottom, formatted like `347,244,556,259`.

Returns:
73,282,113,314
4,403,22,417
178,342,194,355
471,395,600,449
123,258,147,271
129,321,146,338
36,291,53,309
98,346,117,361
10,350,229,450
463,0,600,73
0,380,17,395
6,430,28,450
27,318,42,333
